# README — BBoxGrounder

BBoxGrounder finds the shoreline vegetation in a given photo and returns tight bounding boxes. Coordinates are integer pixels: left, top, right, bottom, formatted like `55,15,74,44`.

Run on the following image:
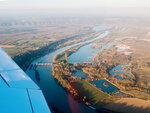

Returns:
1,16,150,113
52,43,124,109
7,24,150,112
12,31,102,71
52,38,150,111
52,62,115,107
53,42,89,63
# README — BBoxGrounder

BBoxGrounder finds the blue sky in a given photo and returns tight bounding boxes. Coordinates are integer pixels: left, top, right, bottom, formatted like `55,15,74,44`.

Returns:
0,0,150,9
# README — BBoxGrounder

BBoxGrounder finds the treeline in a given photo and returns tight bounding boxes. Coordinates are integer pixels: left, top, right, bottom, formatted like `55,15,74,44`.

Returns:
53,43,88,63
13,35,83,71
52,62,110,106
52,62,84,100
74,63,109,80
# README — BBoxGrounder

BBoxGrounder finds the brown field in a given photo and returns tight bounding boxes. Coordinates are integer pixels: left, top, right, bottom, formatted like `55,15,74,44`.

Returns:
105,98,150,113
0,45,16,48
127,90,150,99
0,17,98,57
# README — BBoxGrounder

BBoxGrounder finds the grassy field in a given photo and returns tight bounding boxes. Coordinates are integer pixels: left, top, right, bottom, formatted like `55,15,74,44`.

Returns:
3,47,23,55
71,80,113,106
0,16,97,57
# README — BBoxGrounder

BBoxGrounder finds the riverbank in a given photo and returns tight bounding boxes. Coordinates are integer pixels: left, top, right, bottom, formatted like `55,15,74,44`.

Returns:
52,62,116,112
26,28,111,113
51,29,150,112
52,31,123,111
13,31,102,71
53,42,89,63
25,25,150,113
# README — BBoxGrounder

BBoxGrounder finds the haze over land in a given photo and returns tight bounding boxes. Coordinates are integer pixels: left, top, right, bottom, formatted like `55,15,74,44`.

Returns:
1,0,150,113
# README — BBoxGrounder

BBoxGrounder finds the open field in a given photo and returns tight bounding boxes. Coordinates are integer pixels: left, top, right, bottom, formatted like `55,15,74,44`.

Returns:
0,16,99,57
71,80,113,106
105,98,150,113
2,16,150,112
0,16,105,70
0,45,16,48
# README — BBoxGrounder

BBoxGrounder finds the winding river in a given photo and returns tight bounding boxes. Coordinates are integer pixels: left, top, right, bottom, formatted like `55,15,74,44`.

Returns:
26,27,109,113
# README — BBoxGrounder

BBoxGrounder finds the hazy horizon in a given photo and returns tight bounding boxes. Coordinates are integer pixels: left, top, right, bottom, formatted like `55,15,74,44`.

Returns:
0,0,150,9
0,0,150,17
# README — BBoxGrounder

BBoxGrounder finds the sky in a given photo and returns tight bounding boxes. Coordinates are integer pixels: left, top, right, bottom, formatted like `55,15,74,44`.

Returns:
0,0,150,9
0,0,150,17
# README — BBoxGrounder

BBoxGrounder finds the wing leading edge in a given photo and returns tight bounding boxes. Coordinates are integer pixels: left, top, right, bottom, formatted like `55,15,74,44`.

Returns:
0,47,51,113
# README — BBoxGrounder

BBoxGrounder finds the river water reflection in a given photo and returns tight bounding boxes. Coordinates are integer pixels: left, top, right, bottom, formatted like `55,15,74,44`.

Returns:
26,27,109,113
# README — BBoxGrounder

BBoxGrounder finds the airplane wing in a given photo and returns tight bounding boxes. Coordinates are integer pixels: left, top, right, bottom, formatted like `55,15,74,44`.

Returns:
0,47,51,113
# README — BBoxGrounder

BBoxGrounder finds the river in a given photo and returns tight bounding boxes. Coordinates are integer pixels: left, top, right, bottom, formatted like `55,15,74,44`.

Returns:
26,27,109,113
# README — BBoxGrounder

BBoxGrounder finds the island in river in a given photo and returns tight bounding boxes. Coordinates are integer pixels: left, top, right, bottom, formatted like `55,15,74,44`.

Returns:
26,27,114,113
2,16,150,113
52,26,150,113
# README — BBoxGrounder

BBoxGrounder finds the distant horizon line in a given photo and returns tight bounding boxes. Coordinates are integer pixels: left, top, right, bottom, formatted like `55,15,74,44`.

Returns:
1,6,150,10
